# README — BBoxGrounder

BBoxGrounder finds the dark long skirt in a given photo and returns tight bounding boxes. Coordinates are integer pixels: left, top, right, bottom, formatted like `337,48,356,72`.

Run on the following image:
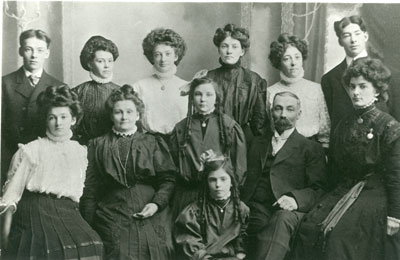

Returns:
292,175,400,260
94,184,174,260
4,191,103,260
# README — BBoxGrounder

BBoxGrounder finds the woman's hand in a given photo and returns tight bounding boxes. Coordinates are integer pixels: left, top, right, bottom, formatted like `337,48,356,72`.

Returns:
132,203,158,219
1,205,15,250
387,217,400,236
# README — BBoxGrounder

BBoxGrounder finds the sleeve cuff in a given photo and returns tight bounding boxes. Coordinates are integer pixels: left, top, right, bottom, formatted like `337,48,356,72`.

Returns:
388,216,400,224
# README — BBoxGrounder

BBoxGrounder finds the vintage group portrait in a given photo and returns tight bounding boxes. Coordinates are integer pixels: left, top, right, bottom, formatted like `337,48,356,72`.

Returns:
1,1,400,259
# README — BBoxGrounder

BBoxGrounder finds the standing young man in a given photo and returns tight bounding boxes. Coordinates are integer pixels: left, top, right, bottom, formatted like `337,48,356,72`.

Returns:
321,15,389,131
1,29,66,183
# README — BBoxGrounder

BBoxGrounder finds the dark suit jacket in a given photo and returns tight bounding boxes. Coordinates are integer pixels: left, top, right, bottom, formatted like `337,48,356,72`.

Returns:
241,130,326,213
321,58,389,131
1,67,65,181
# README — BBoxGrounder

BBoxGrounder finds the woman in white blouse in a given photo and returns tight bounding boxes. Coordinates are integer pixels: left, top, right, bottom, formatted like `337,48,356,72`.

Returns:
0,85,103,259
267,33,330,148
133,28,188,143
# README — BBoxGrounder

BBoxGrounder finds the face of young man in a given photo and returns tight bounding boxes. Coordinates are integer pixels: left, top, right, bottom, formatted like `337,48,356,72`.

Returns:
19,37,50,74
339,23,369,58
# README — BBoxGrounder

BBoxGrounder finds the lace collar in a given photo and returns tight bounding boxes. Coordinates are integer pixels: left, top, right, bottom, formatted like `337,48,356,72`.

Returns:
90,71,113,84
46,129,73,143
152,65,177,80
112,126,137,137
280,67,305,85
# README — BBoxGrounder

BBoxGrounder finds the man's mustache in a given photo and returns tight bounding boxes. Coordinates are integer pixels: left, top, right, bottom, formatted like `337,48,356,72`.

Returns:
274,117,292,127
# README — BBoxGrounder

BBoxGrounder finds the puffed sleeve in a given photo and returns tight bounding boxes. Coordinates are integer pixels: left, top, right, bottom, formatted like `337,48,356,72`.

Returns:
174,203,208,260
382,121,400,220
316,86,331,148
0,144,36,212
232,202,250,254
250,76,269,137
230,121,247,186
79,139,103,225
151,135,177,211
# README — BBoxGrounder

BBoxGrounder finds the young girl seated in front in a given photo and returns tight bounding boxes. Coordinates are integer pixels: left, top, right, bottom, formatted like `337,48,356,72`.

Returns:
174,150,249,260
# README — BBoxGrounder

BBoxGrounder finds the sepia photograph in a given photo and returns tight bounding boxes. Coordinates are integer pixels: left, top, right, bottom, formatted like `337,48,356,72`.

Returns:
1,1,400,259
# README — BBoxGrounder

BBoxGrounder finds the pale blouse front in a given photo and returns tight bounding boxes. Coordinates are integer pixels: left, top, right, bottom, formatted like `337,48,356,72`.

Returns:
133,75,188,135
1,137,88,209
267,78,331,147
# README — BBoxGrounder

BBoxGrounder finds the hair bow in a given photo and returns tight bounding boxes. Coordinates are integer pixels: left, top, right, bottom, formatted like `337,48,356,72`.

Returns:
179,69,209,96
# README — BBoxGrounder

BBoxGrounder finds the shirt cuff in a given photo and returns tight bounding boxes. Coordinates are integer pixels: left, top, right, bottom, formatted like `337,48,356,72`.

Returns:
388,216,400,224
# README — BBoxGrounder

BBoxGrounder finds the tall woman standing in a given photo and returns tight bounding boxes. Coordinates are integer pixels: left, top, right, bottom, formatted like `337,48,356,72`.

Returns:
207,23,269,144
133,28,188,143
73,35,120,145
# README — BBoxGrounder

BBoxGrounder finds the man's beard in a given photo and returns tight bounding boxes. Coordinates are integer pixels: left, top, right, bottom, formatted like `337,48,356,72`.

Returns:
274,117,293,133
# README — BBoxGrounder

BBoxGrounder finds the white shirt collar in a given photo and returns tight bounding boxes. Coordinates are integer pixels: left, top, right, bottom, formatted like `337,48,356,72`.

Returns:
273,127,295,140
346,50,368,67
23,67,43,78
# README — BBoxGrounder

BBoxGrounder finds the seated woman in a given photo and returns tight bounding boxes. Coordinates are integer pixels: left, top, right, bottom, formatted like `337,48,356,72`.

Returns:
133,28,188,142
79,84,176,259
267,33,330,148
73,35,120,145
174,150,249,260
292,57,400,260
207,23,269,145
0,85,103,259
170,77,247,220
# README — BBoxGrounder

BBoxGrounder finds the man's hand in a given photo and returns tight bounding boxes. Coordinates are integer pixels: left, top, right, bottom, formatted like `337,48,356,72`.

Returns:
273,195,298,211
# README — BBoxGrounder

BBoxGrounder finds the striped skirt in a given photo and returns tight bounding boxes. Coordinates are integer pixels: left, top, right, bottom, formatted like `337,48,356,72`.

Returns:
4,191,103,259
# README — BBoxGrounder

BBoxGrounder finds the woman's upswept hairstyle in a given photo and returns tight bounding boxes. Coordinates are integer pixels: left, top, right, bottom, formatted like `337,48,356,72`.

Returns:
80,35,119,71
180,77,232,159
105,84,145,118
142,28,187,65
196,152,244,243
37,85,82,123
343,57,391,102
269,33,308,70
213,23,250,50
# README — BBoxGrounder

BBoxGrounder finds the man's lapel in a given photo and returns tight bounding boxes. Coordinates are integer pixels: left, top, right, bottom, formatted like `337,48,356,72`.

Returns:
272,129,300,166
14,67,33,99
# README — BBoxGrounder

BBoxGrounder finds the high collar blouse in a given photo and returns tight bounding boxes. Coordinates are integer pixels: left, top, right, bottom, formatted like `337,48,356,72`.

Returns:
132,75,188,135
1,137,87,208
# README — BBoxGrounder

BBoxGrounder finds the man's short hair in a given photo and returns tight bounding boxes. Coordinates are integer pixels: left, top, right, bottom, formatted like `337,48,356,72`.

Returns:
19,29,51,48
334,15,367,38
273,91,301,109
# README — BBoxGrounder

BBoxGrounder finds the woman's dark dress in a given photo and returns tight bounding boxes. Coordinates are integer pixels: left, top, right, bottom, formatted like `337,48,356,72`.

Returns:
293,106,400,260
207,60,269,143
73,81,119,145
170,113,247,220
80,132,176,259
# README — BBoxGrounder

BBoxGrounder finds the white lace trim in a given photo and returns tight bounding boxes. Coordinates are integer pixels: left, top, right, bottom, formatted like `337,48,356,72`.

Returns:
90,71,113,84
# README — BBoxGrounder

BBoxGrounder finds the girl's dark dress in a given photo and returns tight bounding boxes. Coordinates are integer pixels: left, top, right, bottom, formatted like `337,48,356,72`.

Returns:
73,81,119,145
207,59,268,142
174,199,249,260
293,106,400,260
170,113,247,220
80,131,176,259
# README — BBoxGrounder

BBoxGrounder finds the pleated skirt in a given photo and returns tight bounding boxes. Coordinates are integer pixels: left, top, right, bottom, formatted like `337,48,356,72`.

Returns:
4,191,103,260
94,184,174,260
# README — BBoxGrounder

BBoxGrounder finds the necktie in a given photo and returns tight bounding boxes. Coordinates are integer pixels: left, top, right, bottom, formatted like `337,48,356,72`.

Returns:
28,75,40,87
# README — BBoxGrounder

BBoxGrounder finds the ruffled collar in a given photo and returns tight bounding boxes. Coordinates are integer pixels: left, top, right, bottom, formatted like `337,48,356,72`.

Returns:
219,58,242,69
353,97,378,111
354,104,376,117
210,193,231,203
90,71,113,84
152,65,177,79
280,67,305,85
112,126,137,137
46,129,73,143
